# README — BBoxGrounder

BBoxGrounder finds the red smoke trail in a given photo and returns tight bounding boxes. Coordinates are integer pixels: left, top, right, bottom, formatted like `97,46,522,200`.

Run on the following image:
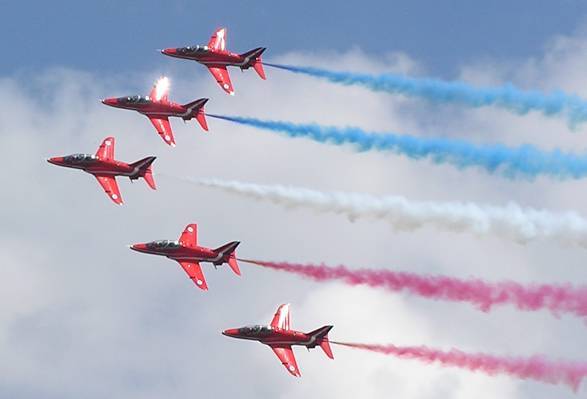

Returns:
331,341,587,390
239,259,587,319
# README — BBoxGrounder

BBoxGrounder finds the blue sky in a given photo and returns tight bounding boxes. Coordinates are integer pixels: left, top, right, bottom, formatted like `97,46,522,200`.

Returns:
4,1,587,398
3,0,587,76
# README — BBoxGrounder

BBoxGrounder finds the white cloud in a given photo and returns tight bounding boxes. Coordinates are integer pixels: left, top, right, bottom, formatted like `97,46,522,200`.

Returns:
1,30,587,398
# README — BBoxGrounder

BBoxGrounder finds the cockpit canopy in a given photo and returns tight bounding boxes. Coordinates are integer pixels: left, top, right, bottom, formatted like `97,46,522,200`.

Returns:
146,240,180,249
122,95,151,104
239,325,273,336
64,153,96,163
180,45,209,54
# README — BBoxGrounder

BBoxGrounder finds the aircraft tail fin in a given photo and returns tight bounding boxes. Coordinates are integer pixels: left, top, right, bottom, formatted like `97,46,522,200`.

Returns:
240,47,266,80
130,156,157,190
213,241,241,275
307,325,334,359
182,98,209,131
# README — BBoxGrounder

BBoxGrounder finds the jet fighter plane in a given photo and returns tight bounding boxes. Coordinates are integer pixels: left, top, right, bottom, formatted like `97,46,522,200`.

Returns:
47,137,156,205
129,223,240,291
102,77,209,146
223,304,334,377
161,28,266,95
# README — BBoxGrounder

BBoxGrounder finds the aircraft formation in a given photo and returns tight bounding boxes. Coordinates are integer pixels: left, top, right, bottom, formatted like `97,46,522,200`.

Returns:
47,27,586,388
48,27,332,377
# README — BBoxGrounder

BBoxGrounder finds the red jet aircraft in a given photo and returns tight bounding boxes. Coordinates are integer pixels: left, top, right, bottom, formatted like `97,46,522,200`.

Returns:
102,77,209,147
223,304,334,377
129,223,240,291
47,137,156,205
161,28,266,95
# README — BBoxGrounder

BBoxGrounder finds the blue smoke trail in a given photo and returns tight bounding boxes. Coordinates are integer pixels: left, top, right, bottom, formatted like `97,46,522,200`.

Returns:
263,63,587,125
207,114,587,179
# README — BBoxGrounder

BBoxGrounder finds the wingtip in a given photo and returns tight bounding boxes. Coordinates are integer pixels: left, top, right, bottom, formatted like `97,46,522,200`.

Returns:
194,278,208,291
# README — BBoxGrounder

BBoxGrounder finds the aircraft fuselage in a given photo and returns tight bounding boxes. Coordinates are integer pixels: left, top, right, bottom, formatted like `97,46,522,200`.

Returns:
223,326,322,347
102,97,192,118
48,155,138,177
130,241,239,264
162,47,248,67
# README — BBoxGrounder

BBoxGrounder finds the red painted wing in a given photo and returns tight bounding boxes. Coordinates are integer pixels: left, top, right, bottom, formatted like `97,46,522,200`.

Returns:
178,224,197,248
207,66,234,95
148,116,176,146
149,77,170,103
208,28,227,51
270,345,301,377
95,175,123,205
270,304,291,330
177,260,208,291
95,136,115,160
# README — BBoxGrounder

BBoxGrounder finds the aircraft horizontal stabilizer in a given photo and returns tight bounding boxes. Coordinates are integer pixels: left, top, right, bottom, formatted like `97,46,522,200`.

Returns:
130,156,157,190
213,241,241,275
240,47,266,79
227,252,241,276
307,325,334,359
183,98,209,131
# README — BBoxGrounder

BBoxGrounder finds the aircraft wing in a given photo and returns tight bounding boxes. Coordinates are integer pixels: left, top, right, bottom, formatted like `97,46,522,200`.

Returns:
207,66,234,95
95,136,115,160
95,175,123,205
208,28,227,51
178,223,197,248
177,260,208,291
270,345,301,377
149,76,170,103
148,116,176,146
270,304,291,330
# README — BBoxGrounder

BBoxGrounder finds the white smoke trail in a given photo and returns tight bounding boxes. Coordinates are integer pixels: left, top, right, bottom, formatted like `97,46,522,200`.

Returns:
195,178,587,246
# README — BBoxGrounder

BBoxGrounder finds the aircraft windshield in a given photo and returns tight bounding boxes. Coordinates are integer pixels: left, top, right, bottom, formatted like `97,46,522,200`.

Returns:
124,95,151,104
64,153,96,163
239,325,273,336
181,45,208,54
147,240,180,249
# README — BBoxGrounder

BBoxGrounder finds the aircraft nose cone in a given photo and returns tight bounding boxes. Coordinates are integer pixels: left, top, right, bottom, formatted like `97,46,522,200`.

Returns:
129,243,147,252
101,98,117,106
161,48,176,56
222,328,239,337
47,156,63,165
